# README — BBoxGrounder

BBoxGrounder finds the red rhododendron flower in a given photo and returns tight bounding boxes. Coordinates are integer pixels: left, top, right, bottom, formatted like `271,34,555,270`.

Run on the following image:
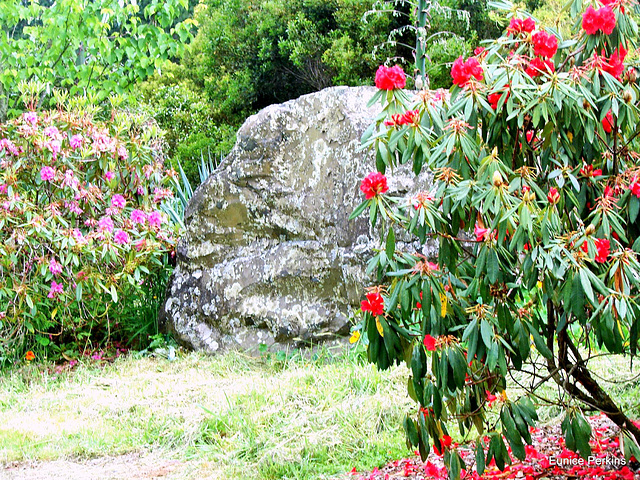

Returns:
581,241,589,254
360,172,389,199
474,46,486,57
488,93,501,110
375,65,406,90
488,86,510,110
423,334,437,351
582,5,616,35
630,177,640,197
361,292,385,316
451,56,484,87
580,164,603,177
526,130,535,143
526,57,555,77
600,0,626,12
486,391,498,407
474,224,490,241
595,238,610,263
384,113,405,127
508,17,536,34
602,110,614,133
425,461,440,477
603,44,628,79
532,31,558,58
547,187,560,204
434,435,453,455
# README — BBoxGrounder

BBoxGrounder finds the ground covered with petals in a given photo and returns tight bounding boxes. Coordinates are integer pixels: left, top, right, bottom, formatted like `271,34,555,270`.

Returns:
346,415,639,480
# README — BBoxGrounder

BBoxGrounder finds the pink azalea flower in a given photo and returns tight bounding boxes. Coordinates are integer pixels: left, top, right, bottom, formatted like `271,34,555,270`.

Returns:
117,146,128,161
98,216,114,233
131,209,147,224
72,229,87,245
147,211,163,228
48,280,64,299
49,259,63,276
23,112,38,125
111,194,126,209
114,230,130,245
69,134,84,149
104,171,116,181
43,126,61,140
40,166,56,182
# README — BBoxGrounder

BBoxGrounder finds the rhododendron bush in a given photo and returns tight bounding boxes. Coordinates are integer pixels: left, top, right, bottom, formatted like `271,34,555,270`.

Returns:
0,106,178,358
353,1,640,478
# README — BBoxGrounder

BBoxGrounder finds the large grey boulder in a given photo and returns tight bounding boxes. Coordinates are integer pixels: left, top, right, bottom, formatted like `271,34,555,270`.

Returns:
160,86,435,353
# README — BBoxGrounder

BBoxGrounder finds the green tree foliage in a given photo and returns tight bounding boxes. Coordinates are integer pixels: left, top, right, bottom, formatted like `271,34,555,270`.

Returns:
182,0,402,122
0,0,195,119
367,0,502,89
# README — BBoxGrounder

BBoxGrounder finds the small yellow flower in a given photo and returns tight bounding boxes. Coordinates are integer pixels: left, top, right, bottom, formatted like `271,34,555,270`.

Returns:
376,318,384,337
349,330,361,344
439,292,448,317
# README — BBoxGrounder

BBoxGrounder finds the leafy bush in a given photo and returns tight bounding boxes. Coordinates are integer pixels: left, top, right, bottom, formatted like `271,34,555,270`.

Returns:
353,0,640,476
0,98,179,362
138,70,237,184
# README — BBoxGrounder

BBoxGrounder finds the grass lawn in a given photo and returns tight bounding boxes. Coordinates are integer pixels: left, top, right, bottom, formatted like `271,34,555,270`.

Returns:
0,346,412,479
0,345,639,479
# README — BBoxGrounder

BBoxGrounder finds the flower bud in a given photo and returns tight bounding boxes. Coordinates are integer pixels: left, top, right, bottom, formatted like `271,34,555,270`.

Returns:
623,90,633,104
585,224,595,236
627,68,637,85
583,99,590,110
492,170,503,187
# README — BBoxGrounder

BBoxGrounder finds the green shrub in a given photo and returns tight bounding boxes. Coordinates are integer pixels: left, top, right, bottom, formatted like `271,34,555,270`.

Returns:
354,0,640,475
138,68,238,184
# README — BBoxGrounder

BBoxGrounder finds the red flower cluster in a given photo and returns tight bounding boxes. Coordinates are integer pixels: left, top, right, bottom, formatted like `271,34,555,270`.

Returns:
374,65,406,90
526,130,535,143
384,109,420,127
547,187,560,204
630,177,640,197
582,5,616,35
360,172,389,199
488,86,510,110
423,334,437,351
361,292,385,316
532,31,558,58
600,0,625,13
451,56,484,87
602,110,614,133
604,45,628,79
595,238,611,263
526,57,555,77
580,164,602,177
433,435,453,456
507,17,536,34
583,238,611,262
473,46,487,58
474,224,491,242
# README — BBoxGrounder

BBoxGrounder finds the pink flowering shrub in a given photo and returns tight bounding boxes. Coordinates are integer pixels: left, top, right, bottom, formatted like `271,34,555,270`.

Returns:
0,109,178,357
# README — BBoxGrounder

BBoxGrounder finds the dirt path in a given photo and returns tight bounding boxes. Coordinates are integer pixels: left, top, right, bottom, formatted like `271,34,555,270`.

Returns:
1,453,187,480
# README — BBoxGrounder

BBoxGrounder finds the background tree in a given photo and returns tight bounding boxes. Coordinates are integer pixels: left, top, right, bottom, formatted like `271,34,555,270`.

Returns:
0,0,195,120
